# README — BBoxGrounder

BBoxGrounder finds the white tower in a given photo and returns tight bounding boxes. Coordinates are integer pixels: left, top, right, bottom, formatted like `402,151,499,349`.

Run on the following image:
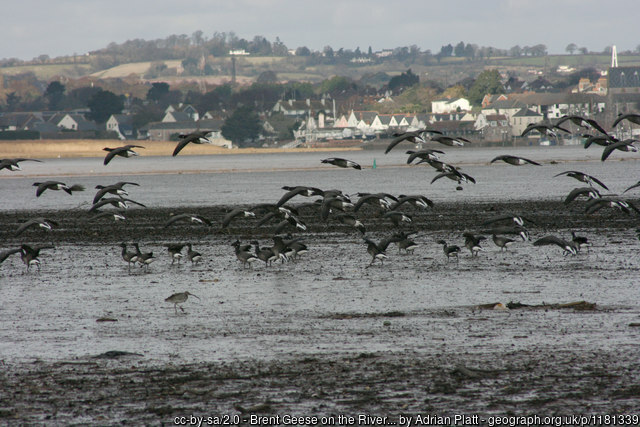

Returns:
611,45,618,68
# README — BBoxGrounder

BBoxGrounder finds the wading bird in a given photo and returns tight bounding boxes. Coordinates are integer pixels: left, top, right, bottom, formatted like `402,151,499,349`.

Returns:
165,291,200,314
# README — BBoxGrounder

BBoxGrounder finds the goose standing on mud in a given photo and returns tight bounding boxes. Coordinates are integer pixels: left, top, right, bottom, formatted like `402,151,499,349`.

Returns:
364,238,389,266
103,145,145,165
232,240,259,268
120,243,139,270
320,157,361,170
133,243,155,271
463,232,486,257
186,243,203,265
20,244,54,272
492,234,516,251
437,240,461,262
165,244,185,265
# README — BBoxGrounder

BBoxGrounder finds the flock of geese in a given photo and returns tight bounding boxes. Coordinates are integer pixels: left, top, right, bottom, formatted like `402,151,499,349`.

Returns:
1,114,640,283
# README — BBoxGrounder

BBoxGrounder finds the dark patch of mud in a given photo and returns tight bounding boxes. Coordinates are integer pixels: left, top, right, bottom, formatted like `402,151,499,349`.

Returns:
1,350,639,424
1,198,637,245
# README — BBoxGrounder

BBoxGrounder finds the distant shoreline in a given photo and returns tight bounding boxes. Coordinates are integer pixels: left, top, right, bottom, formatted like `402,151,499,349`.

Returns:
0,139,362,159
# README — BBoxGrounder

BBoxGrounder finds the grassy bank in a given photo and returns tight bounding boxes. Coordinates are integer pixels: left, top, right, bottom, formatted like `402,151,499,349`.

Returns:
0,139,361,159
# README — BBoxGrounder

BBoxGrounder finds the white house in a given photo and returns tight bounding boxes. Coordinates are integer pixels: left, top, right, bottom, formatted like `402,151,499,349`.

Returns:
431,98,471,114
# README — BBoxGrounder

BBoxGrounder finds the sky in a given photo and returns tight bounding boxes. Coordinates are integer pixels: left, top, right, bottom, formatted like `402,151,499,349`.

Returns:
4,0,640,61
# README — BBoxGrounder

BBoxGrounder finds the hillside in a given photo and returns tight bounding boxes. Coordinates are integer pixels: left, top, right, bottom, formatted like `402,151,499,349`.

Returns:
4,51,640,87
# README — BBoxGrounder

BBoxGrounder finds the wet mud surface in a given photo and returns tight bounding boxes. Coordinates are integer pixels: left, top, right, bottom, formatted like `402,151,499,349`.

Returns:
1,199,640,422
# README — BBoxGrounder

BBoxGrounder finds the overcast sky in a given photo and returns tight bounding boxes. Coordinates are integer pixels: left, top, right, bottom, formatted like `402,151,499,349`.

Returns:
4,0,639,60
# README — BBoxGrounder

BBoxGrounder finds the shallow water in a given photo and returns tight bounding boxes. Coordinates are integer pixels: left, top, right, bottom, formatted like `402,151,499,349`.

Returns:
1,145,638,211
1,145,640,367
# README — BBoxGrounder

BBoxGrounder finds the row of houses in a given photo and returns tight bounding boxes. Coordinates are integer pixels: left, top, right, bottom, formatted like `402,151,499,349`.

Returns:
2,66,640,145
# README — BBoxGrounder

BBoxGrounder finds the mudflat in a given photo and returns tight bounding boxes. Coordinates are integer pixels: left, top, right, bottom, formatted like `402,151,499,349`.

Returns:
1,199,639,423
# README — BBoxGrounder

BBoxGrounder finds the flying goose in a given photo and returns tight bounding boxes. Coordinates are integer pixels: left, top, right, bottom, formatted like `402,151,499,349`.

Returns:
564,187,601,205
33,181,85,197
321,196,354,219
431,171,476,185
15,217,58,237
482,214,536,228
555,115,608,135
611,113,640,128
164,213,213,228
0,248,22,265
172,130,214,156
429,135,471,147
384,129,441,154
490,155,541,166
585,198,640,215
353,193,394,212
405,149,444,164
93,181,139,204
320,157,361,169
88,197,146,212
89,211,127,222
103,145,144,165
601,139,638,161
383,211,412,227
276,186,324,207
521,122,569,138
0,158,42,171
391,195,434,210
333,213,366,234
553,171,608,191
221,208,256,229
533,235,577,256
